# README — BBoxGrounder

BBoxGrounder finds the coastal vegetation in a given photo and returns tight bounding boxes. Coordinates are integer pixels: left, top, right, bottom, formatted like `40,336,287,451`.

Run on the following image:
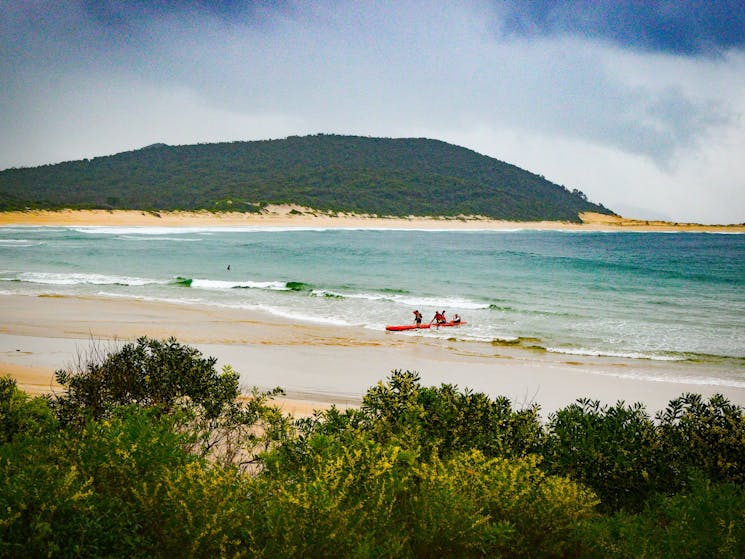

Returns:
0,135,613,222
2,338,744,557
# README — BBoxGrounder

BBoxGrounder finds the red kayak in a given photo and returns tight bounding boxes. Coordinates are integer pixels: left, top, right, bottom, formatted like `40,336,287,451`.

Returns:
386,321,466,331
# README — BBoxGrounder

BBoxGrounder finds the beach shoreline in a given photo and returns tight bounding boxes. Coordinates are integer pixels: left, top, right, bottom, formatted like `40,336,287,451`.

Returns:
1,208,744,232
3,212,743,416
2,293,743,418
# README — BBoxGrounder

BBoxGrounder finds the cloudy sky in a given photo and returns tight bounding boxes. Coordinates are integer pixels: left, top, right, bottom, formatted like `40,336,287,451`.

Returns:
2,1,744,223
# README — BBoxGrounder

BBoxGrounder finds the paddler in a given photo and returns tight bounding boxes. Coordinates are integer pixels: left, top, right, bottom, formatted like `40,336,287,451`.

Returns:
413,309,423,326
430,310,446,325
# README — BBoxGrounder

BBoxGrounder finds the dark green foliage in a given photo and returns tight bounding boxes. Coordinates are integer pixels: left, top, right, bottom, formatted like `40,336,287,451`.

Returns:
576,476,745,558
542,394,745,514
3,347,745,556
0,405,249,558
53,336,241,424
256,435,597,558
656,393,745,489
0,134,614,221
358,370,543,458
283,370,543,469
543,398,660,512
0,376,56,444
51,337,289,469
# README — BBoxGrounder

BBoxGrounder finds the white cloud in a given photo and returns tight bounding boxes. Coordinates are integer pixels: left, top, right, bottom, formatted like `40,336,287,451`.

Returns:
1,1,744,223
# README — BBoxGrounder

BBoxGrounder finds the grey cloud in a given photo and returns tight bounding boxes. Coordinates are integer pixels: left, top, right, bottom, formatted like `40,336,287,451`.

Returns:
2,1,743,222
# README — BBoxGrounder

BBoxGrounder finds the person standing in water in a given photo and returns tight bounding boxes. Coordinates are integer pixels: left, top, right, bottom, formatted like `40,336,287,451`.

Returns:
413,309,423,326
431,310,446,325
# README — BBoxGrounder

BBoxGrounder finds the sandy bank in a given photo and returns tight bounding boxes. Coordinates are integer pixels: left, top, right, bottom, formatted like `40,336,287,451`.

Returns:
1,208,743,232
2,294,743,418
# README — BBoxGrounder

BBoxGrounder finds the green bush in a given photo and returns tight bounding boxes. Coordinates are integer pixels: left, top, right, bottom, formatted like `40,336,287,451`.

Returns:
577,476,745,558
53,337,241,424
0,405,248,558
543,398,660,512
656,393,745,490
51,338,289,470
412,450,598,558
297,370,543,461
253,434,414,558
3,347,745,557
255,434,597,558
0,375,56,444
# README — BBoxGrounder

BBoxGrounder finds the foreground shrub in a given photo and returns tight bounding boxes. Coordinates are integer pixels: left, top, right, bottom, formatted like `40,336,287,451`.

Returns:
293,370,543,461
4,344,745,556
252,434,414,557
0,375,56,444
541,393,745,513
0,405,248,557
253,434,597,558
411,450,598,558
543,398,660,512
656,393,745,490
53,337,241,424
577,476,745,558
52,337,288,470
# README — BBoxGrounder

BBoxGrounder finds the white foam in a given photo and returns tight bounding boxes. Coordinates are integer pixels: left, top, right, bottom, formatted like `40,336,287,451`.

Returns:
313,289,385,301
546,346,682,361
190,278,289,290
580,367,745,389
0,239,44,246
13,272,161,287
119,235,201,242
391,294,488,310
251,305,352,326
72,226,338,235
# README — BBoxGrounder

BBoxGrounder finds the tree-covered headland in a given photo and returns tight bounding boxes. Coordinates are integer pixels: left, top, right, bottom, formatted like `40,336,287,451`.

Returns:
0,135,613,222
2,338,743,558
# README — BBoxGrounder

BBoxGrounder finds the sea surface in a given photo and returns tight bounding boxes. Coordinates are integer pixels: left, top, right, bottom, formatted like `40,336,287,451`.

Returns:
2,226,744,384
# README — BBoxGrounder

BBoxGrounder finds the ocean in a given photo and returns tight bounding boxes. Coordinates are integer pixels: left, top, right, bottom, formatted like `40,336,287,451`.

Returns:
2,226,744,386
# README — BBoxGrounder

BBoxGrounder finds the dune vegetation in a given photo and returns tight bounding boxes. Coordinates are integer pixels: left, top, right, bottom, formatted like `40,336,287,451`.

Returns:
2,337,744,558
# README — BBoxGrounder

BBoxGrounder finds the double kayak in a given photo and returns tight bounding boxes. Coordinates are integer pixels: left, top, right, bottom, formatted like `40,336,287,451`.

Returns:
386,321,466,331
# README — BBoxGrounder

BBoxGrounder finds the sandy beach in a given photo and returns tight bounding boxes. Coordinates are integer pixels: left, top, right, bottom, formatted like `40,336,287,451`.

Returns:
2,293,744,418
1,207,743,232
2,208,744,417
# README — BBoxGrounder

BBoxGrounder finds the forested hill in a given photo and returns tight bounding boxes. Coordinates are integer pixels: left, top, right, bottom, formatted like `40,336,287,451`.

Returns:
0,135,614,221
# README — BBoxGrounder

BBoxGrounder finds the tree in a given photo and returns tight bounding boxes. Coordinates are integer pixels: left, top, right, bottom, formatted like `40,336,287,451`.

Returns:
53,337,239,423
51,337,289,470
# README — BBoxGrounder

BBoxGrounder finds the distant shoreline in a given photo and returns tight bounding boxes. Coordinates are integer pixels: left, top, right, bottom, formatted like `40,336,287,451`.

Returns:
1,208,743,232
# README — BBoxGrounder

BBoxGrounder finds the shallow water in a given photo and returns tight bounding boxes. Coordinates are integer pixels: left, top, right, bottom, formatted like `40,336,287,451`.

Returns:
2,226,743,377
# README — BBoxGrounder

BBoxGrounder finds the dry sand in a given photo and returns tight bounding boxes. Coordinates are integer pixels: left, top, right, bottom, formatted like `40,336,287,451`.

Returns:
2,294,743,418
1,207,743,232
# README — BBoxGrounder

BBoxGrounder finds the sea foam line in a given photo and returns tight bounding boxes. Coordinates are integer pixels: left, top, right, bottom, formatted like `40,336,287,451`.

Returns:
545,346,683,362
96,290,352,327
190,278,290,290
0,239,44,246
580,367,745,389
4,272,165,287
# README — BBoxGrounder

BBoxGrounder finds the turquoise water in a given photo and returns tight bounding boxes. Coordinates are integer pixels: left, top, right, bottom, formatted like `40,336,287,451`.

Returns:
1,226,744,370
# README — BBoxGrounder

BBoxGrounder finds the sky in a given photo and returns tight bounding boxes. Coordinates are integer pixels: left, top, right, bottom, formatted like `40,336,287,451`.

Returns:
2,1,744,223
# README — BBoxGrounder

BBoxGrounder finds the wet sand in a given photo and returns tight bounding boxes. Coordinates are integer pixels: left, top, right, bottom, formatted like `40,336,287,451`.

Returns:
2,294,743,418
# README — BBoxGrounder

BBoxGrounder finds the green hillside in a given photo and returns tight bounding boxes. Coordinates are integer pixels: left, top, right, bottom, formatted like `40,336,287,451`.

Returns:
0,134,613,221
